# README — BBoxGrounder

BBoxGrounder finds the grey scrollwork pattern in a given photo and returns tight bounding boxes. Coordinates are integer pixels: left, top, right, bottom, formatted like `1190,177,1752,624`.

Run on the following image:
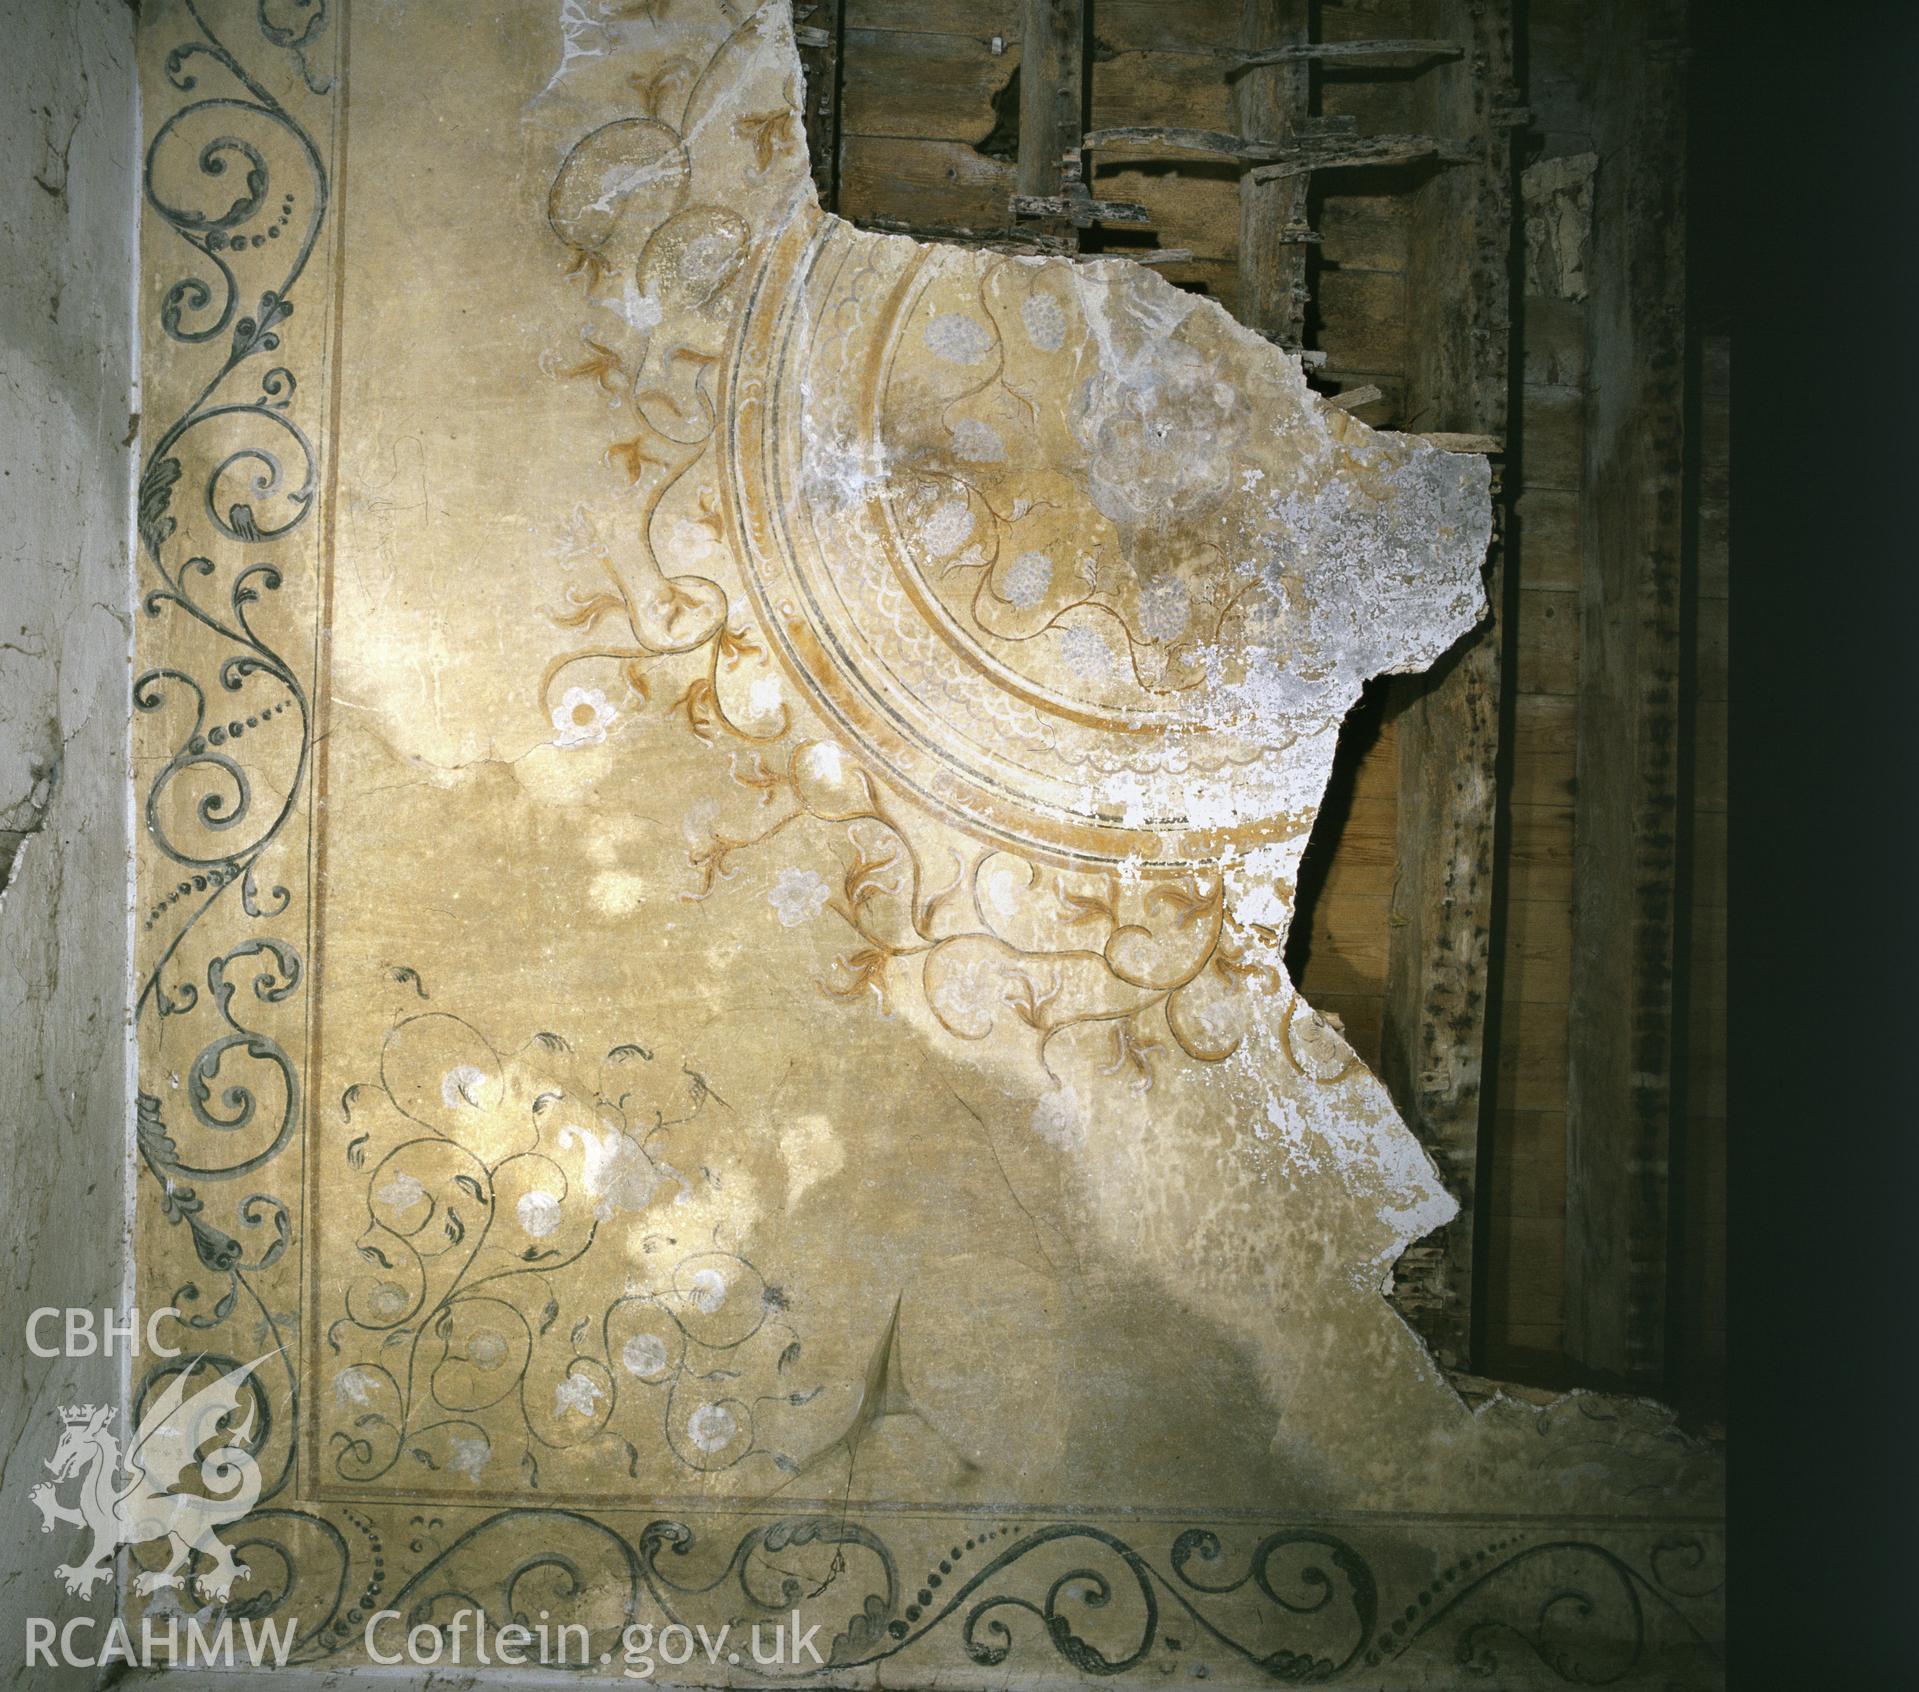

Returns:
133,0,332,1603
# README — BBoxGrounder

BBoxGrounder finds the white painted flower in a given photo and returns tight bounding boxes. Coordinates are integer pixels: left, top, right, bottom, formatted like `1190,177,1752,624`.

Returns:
923,312,994,365
687,1403,736,1453
333,1366,379,1407
1070,340,1243,526
621,1333,670,1378
1021,292,1066,352
680,229,739,287
939,954,1004,1021
1058,623,1114,682
681,796,721,848
950,417,1006,463
368,1281,410,1319
618,274,663,333
589,869,646,916
1031,1085,1084,1151
983,862,1025,919
557,1122,659,1216
664,516,724,565
553,685,616,748
555,502,603,567
748,674,786,717
767,866,830,928
516,1190,563,1238
448,1436,491,1481
921,498,975,557
375,1171,427,1210
1001,550,1053,610
554,1368,605,1418
1137,575,1191,642
440,1063,489,1110
467,1328,508,1369
684,1266,728,1315
140,1587,188,1623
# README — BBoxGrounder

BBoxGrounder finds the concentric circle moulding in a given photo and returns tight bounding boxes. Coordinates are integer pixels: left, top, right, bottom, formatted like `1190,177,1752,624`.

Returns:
126,0,1721,1684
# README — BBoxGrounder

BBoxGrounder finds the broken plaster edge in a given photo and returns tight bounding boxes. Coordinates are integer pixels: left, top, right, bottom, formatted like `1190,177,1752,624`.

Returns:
754,4,1694,1448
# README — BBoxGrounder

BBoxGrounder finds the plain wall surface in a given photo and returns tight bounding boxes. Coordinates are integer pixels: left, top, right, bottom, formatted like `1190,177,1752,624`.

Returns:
0,0,137,1683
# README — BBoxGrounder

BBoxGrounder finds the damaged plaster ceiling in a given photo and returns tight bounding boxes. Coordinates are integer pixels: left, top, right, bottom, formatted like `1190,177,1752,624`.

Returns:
123,0,1721,1682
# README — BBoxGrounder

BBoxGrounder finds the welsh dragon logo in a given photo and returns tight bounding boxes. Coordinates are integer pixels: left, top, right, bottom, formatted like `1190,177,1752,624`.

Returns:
31,1355,269,1601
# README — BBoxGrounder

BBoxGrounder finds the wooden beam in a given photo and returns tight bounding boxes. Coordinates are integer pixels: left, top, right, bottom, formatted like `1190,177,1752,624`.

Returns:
1081,125,1472,178
1231,38,1464,72
1411,431,1504,454
1233,0,1311,348
1378,0,1517,1374
1009,187,1150,225
1085,124,1284,159
1015,0,1084,245
1564,0,1690,1384
1248,133,1475,181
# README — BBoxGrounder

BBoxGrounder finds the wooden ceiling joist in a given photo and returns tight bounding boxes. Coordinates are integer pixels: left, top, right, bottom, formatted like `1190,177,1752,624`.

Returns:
1229,38,1464,73
1565,0,1691,1387
1009,186,1151,226
1081,125,1473,180
1014,0,1086,248
1376,0,1518,1377
1248,133,1477,180
1232,0,1311,350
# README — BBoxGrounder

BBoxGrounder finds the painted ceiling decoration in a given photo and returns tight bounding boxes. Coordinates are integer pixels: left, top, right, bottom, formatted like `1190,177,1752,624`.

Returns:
129,0,1721,1681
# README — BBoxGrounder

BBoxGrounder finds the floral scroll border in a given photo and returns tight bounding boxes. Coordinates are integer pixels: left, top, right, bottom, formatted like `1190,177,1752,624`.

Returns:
132,0,356,1654
123,1,1722,1682
134,0,332,1486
